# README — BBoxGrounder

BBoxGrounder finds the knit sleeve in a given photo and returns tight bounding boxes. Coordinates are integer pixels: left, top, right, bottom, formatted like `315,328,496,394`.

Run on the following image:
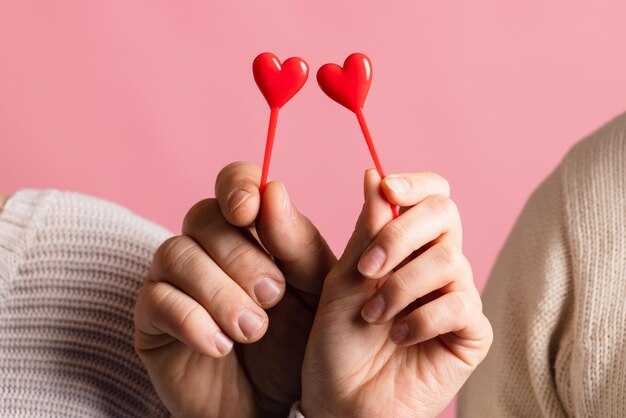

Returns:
0,189,173,417
459,112,626,417
457,163,572,417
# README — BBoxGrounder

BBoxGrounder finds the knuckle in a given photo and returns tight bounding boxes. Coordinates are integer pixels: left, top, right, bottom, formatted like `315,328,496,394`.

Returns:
417,306,437,335
176,302,206,337
432,194,459,221
429,172,451,197
156,236,201,278
182,198,220,232
430,243,458,273
144,282,171,316
458,253,472,273
416,172,451,197
484,316,494,346
450,291,474,319
385,220,413,251
475,289,484,311
468,286,483,311
288,224,326,266
155,236,184,271
204,283,229,313
144,282,209,337
459,254,476,285
222,240,257,276
389,269,412,296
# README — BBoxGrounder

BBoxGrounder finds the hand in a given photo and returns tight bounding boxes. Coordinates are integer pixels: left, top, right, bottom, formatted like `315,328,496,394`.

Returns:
134,162,336,418
301,169,493,418
0,194,9,214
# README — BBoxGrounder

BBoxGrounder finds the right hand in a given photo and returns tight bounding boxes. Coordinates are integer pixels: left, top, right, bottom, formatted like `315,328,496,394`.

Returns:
134,162,336,418
301,169,492,417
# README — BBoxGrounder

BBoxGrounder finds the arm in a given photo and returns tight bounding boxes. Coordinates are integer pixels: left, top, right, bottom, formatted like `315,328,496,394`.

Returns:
458,164,570,417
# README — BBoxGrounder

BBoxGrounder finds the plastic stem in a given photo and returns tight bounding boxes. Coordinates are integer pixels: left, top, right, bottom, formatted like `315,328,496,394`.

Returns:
260,107,280,195
355,108,399,218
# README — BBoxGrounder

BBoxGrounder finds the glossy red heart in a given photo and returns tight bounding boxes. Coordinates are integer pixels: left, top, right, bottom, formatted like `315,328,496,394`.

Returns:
317,53,372,113
253,53,309,109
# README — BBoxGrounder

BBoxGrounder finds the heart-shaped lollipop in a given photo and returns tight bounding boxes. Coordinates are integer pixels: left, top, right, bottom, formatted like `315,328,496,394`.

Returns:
317,53,398,218
254,53,309,109
316,53,372,113
253,53,309,194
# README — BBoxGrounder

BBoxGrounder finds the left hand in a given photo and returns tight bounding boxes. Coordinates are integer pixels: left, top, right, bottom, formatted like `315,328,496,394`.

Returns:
301,169,493,418
134,162,336,418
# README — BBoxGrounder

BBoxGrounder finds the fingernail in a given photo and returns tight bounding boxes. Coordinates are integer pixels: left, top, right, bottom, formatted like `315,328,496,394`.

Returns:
358,245,386,276
281,184,295,220
228,189,251,213
362,294,386,323
238,310,265,339
385,176,410,195
254,277,282,305
390,322,410,343
214,330,233,355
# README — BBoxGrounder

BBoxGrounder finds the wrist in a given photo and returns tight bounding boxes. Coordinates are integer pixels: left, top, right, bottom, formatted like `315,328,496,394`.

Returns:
0,194,9,214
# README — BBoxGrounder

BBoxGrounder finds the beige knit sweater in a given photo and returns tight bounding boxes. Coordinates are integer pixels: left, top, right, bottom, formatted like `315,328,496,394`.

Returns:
459,113,626,417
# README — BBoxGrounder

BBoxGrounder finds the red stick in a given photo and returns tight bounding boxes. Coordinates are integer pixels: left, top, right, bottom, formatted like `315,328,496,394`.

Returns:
355,108,399,218
260,107,279,195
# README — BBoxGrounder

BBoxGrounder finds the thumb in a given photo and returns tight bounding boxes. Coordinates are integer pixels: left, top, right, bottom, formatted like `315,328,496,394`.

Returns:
256,181,336,295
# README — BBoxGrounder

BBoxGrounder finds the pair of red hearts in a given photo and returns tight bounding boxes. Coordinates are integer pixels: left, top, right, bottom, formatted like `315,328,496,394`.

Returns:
253,51,399,218
253,52,372,112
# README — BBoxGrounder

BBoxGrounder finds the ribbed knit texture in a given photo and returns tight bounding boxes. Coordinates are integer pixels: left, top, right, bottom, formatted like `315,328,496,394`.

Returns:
458,113,626,417
0,189,172,417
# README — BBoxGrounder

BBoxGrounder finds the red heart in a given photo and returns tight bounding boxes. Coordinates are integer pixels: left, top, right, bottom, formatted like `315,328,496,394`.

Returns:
317,53,372,113
253,53,309,109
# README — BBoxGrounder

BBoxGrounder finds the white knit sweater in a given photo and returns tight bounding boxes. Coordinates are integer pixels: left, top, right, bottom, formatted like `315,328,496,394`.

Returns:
0,189,310,417
0,189,172,417
459,113,626,417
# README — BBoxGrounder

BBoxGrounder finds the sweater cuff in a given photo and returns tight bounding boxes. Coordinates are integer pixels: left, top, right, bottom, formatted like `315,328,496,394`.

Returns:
289,401,306,418
0,189,56,301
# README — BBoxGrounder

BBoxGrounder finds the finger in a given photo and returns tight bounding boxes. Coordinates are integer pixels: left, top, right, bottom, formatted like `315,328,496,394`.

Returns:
357,194,462,279
381,172,450,207
214,161,263,227
361,243,474,324
255,180,336,295
0,194,9,213
388,291,482,347
135,281,233,358
151,235,268,343
335,169,394,274
182,199,285,308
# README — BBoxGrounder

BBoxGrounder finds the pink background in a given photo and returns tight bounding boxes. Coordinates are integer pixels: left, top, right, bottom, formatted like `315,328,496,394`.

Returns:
2,1,626,416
